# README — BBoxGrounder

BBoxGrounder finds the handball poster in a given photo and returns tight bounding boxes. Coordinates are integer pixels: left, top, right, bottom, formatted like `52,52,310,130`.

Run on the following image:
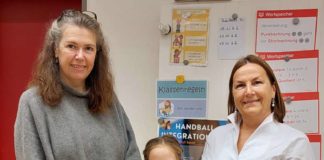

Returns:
158,118,227,160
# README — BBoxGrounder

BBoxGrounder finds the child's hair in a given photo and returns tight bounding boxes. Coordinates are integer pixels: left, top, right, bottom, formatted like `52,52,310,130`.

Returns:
143,135,182,160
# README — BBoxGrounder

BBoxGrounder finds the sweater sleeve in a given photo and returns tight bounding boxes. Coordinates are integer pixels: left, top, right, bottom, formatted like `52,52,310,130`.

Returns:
115,99,141,160
14,92,46,160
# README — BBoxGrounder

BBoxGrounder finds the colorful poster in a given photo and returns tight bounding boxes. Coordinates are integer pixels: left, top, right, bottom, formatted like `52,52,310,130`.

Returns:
170,9,209,66
256,9,317,52
157,80,207,118
158,118,228,160
307,134,322,160
257,50,318,93
217,17,246,59
282,92,319,134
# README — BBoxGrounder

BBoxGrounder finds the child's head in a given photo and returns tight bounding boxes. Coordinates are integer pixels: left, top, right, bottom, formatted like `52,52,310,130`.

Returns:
143,135,182,160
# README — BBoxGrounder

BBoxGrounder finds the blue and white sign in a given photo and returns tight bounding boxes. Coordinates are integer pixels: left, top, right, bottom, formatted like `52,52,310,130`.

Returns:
157,80,207,118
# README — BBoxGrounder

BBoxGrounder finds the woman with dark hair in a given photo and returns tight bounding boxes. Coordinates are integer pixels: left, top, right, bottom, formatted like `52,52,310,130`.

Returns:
14,9,141,160
143,135,183,160
202,54,314,159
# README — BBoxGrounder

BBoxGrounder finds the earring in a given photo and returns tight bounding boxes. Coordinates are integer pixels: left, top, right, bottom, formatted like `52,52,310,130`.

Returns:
271,98,275,107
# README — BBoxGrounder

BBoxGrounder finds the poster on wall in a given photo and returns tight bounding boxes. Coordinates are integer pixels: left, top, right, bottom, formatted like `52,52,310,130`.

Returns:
157,80,207,118
256,9,317,52
217,17,246,59
307,134,322,160
170,9,209,66
282,92,319,134
158,118,228,160
257,50,318,93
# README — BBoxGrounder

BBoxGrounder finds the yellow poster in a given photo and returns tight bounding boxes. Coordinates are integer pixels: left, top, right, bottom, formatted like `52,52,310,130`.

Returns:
170,9,209,66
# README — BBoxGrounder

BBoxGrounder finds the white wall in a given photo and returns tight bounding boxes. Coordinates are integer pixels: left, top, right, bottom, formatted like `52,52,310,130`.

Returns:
88,0,323,158
86,0,161,156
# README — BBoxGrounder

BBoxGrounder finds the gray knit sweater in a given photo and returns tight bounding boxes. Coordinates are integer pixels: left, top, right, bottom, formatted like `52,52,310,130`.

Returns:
14,85,141,160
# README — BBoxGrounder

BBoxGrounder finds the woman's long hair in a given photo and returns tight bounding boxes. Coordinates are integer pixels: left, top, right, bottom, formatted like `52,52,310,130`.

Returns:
29,9,114,113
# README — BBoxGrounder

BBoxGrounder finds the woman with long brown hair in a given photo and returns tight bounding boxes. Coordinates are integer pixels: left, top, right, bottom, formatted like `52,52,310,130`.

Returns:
14,9,141,160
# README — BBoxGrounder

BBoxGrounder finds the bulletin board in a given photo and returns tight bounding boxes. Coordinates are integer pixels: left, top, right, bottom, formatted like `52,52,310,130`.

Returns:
158,0,323,159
